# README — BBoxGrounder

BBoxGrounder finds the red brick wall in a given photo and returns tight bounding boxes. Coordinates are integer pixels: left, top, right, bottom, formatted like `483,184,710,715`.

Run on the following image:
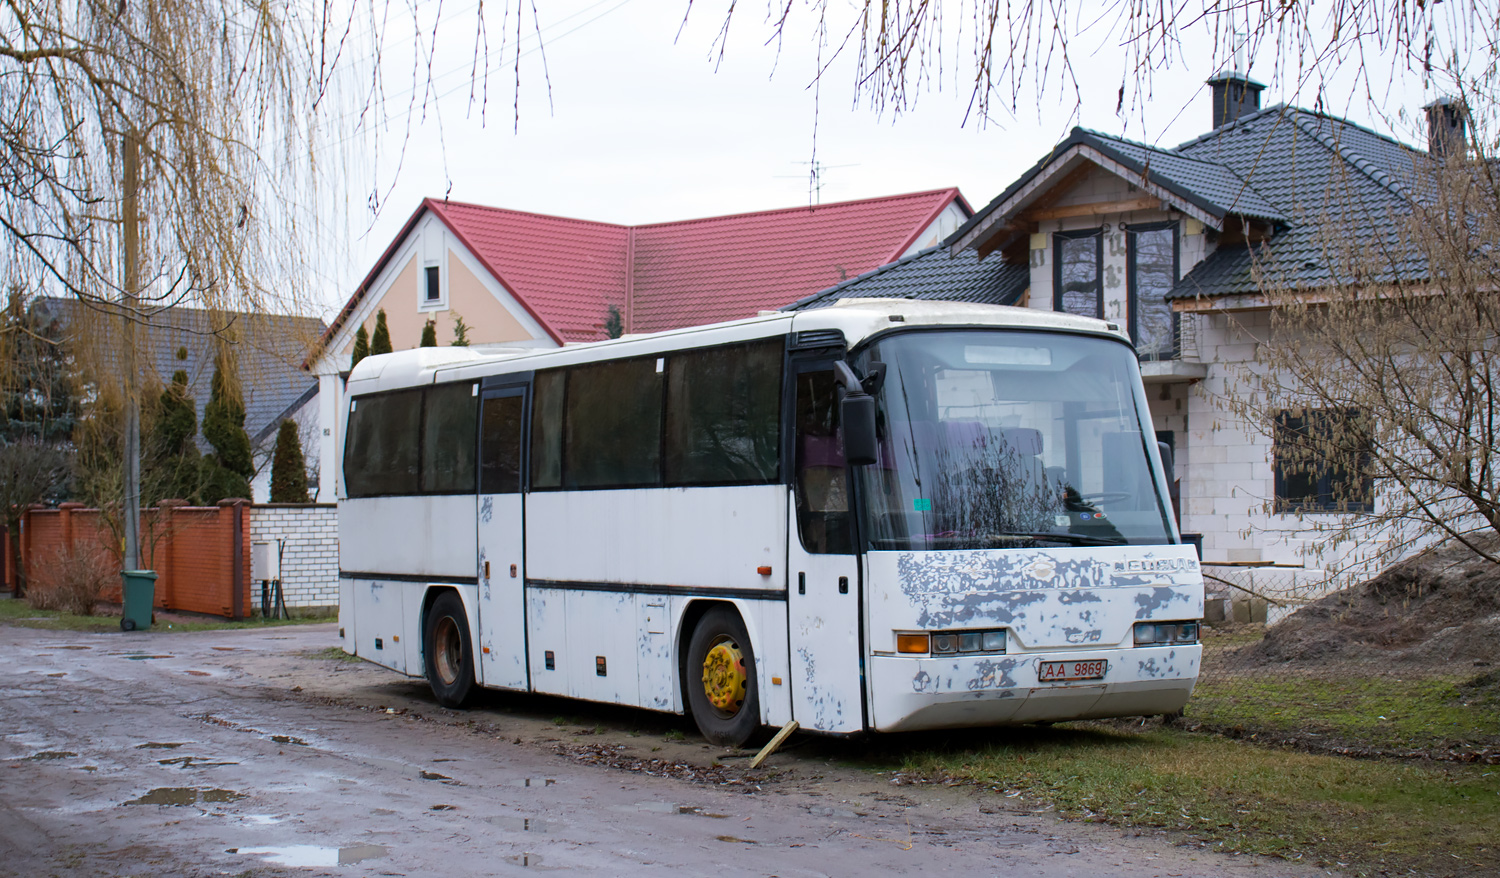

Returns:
21,501,252,619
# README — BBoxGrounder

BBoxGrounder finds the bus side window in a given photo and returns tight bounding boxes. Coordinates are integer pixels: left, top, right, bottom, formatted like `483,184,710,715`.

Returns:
794,369,853,554
421,382,478,493
530,371,564,489
480,395,525,494
345,389,422,497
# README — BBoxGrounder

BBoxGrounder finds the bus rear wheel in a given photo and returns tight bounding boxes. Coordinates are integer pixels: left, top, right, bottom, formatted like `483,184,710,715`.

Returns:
424,591,475,708
685,606,760,747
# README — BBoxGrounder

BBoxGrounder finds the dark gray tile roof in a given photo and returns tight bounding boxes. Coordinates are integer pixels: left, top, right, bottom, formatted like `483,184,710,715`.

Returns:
784,245,1029,311
1167,105,1427,300
1083,130,1285,222
39,298,324,449
950,103,1434,304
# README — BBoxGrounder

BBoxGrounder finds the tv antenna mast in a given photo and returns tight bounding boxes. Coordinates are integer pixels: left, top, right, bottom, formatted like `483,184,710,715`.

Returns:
776,160,859,206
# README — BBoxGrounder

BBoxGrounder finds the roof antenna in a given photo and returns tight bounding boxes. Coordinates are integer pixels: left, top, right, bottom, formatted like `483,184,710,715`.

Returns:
776,160,858,206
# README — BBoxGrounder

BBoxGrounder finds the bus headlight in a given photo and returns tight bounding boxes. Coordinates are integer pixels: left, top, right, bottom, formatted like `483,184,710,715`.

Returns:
895,628,1007,655
1134,621,1200,645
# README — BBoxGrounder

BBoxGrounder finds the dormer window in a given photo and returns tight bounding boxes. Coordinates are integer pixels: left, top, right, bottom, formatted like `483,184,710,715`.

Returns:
1053,229,1103,318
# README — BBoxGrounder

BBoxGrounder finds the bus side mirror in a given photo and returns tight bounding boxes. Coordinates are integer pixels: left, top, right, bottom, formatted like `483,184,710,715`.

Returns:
841,394,878,466
1156,440,1174,478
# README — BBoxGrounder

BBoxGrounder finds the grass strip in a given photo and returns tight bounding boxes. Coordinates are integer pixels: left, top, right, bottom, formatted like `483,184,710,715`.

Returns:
898,724,1500,875
0,596,327,632
1190,674,1500,752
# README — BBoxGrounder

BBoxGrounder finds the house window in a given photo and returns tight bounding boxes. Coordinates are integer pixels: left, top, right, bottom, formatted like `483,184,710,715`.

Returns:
424,265,441,304
1273,408,1374,512
1053,230,1102,318
1128,222,1179,359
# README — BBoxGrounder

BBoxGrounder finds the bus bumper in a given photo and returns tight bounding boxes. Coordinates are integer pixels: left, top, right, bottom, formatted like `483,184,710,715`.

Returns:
868,644,1200,733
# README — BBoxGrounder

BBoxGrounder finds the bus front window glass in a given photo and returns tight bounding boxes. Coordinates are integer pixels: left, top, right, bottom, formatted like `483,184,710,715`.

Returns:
480,395,524,494
855,331,1172,550
421,382,478,493
530,371,564,489
794,368,853,554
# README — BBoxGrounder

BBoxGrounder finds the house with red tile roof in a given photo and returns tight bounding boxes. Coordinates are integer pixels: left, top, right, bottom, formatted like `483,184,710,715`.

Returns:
307,189,970,498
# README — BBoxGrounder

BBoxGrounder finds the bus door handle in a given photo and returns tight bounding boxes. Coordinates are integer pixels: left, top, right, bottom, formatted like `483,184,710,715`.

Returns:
838,576,849,594
798,572,805,595
484,560,490,580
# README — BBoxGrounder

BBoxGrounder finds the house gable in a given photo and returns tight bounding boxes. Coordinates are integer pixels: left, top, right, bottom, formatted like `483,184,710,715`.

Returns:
319,207,559,374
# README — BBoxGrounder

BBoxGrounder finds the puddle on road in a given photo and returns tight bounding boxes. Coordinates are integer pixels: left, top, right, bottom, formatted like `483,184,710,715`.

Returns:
519,778,556,788
24,751,77,760
211,646,239,651
236,844,388,867
159,755,239,768
505,853,544,868
636,802,728,818
419,770,453,781
271,735,308,746
488,817,550,832
126,787,246,806
42,645,91,650
243,814,284,825
715,835,758,844
429,804,457,811
123,655,173,661
184,670,211,677
137,742,187,749
45,672,66,678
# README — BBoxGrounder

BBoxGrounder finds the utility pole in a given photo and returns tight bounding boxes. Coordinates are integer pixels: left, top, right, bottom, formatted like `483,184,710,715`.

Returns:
121,128,142,571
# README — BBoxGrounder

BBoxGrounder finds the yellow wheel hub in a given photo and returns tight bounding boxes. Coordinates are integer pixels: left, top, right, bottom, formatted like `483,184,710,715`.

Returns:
701,640,747,714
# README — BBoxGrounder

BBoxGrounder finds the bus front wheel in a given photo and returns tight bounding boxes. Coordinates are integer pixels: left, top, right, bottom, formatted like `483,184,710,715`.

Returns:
685,607,760,747
424,591,475,708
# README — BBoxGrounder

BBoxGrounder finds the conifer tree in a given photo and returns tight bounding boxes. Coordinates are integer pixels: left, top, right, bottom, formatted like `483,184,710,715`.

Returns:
146,368,203,504
200,358,252,502
451,314,471,347
351,325,370,369
269,419,309,503
371,309,393,355
420,320,437,347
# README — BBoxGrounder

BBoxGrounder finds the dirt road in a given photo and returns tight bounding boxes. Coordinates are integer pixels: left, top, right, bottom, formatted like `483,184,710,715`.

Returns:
0,622,1327,876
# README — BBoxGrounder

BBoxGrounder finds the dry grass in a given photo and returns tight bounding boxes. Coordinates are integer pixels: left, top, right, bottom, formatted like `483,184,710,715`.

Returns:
25,546,113,616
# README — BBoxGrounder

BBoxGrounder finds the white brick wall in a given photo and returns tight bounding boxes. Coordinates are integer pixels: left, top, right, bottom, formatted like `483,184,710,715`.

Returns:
249,504,339,609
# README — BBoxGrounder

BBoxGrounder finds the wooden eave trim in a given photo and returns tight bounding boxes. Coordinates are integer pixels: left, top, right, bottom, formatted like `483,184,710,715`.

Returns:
954,144,1225,256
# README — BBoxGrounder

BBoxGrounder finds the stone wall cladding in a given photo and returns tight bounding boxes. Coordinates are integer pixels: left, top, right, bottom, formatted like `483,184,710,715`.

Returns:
249,504,339,609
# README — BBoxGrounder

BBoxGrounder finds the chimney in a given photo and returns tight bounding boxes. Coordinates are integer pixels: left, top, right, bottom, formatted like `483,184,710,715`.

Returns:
1424,97,1467,159
1206,72,1265,129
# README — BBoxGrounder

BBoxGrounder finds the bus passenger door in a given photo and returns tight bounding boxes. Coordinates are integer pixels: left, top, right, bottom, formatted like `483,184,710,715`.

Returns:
786,364,866,734
477,386,528,690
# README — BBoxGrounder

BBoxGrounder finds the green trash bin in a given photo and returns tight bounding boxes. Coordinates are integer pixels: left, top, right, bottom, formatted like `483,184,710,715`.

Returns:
120,570,158,632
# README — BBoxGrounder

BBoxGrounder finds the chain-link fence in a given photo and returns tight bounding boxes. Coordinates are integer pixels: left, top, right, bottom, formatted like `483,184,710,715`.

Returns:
1187,562,1500,758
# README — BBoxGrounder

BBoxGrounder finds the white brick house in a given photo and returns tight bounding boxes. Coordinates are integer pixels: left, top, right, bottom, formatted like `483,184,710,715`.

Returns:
793,74,1456,595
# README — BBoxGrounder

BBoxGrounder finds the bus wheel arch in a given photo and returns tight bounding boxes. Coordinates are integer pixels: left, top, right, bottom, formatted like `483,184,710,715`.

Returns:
422,588,475,709
680,602,761,748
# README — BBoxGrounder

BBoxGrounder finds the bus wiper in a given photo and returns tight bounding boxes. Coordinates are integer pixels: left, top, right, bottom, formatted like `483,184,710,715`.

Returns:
986,532,1126,547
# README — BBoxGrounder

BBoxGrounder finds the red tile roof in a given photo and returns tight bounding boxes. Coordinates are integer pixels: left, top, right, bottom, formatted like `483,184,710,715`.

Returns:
318,188,967,356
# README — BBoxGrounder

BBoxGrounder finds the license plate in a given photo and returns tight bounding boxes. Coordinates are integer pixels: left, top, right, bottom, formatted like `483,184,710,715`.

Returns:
1038,659,1106,682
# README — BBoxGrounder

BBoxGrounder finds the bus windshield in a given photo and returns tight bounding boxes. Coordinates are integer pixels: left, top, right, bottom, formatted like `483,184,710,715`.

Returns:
853,329,1173,551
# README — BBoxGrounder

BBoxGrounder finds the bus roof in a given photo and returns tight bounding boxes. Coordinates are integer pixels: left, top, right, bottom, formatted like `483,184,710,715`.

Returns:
346,300,1129,393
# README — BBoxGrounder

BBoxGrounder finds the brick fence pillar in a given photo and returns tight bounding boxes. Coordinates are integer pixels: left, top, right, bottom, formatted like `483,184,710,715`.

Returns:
219,499,248,620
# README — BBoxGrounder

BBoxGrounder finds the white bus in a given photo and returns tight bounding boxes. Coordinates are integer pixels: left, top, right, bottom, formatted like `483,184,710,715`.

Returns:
338,300,1203,745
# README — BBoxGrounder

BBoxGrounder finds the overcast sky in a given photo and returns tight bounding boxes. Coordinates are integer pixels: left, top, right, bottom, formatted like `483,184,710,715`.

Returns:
312,1,1451,319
